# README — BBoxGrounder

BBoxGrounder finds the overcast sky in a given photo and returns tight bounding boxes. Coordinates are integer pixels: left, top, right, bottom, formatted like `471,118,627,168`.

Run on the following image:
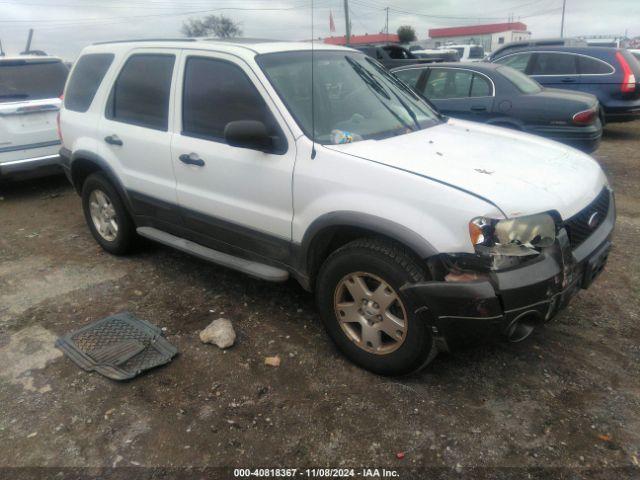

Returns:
1,0,638,60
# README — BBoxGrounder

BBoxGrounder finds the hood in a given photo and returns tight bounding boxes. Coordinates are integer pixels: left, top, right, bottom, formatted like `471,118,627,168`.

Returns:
326,118,607,220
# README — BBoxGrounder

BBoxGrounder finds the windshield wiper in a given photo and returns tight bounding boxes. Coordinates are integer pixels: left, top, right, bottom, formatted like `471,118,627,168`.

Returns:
345,56,415,132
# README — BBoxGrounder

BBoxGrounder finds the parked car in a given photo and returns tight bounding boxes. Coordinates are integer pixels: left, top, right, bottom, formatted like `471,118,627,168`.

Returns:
439,44,485,62
60,39,614,375
0,55,68,180
351,44,438,69
411,48,459,62
490,46,640,122
486,38,587,62
392,62,602,152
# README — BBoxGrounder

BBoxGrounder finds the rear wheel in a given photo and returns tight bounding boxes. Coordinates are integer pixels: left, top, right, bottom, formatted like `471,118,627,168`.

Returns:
82,172,136,254
315,238,437,376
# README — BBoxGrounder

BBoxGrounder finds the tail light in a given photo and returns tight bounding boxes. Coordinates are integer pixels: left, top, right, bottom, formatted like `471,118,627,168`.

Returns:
572,108,597,125
616,51,636,93
56,112,63,143
57,94,64,142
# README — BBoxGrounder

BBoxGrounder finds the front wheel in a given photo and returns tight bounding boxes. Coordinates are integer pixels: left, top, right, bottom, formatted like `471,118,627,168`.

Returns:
315,238,437,376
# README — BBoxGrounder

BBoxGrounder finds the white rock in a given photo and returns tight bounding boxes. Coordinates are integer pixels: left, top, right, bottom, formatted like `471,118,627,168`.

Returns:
199,318,236,349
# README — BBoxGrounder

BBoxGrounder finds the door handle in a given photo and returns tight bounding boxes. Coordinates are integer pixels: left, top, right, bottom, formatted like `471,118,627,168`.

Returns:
470,106,487,111
179,153,205,167
104,135,123,146
561,78,577,83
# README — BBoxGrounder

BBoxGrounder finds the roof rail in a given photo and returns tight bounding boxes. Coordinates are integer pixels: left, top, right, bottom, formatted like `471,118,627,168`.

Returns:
92,38,198,46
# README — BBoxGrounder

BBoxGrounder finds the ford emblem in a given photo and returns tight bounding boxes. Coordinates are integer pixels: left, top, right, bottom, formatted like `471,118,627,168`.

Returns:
587,211,600,229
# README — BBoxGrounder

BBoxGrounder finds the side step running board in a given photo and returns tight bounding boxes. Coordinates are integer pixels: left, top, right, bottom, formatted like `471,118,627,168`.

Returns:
136,227,290,282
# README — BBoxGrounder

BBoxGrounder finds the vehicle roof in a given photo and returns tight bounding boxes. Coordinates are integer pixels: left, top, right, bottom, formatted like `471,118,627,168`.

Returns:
391,62,501,72
493,45,624,57
83,38,354,60
0,55,63,62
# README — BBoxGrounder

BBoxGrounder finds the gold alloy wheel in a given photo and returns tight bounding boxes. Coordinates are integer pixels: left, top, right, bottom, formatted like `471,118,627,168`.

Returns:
89,189,119,242
333,272,408,355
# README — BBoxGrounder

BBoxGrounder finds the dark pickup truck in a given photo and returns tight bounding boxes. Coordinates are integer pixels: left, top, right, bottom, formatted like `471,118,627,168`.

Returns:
351,44,441,69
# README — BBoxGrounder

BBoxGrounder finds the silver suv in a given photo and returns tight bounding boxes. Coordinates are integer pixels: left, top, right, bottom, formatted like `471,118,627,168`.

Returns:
0,55,68,180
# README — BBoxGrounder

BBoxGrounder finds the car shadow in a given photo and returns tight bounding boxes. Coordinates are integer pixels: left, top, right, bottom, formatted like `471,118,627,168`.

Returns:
603,125,638,141
0,173,71,201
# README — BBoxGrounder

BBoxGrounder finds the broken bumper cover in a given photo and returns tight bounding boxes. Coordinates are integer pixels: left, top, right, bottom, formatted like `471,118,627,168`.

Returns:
402,191,616,350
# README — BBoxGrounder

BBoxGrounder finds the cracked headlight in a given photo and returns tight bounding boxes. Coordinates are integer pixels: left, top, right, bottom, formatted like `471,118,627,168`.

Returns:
469,213,556,259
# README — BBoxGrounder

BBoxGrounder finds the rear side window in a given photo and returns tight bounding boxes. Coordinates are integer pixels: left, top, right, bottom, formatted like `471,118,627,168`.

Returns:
530,52,578,75
470,74,492,96
578,55,614,74
494,52,532,72
107,54,175,131
425,69,473,99
0,59,68,103
65,53,114,112
182,57,279,143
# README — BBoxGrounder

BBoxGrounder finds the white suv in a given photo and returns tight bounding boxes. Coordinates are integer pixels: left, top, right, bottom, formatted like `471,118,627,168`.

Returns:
59,39,615,375
0,55,68,179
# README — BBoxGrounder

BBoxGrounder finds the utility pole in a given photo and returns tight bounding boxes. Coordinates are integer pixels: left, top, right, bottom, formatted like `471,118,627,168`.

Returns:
560,0,566,38
343,0,351,45
385,7,389,36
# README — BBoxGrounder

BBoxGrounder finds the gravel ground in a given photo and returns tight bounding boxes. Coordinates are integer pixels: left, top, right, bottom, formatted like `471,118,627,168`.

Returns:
1,123,639,479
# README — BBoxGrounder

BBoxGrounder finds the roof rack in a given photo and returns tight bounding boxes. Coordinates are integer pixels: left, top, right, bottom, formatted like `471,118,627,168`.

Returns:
92,38,198,46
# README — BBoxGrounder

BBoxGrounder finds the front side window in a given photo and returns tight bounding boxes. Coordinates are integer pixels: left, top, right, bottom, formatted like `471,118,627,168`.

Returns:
257,51,440,145
469,46,485,59
494,52,532,72
393,68,423,90
65,53,114,112
530,52,578,75
107,54,175,131
182,57,280,143
0,59,68,103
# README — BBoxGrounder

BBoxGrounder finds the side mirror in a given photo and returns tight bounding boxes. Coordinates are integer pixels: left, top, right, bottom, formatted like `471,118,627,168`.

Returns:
224,120,274,153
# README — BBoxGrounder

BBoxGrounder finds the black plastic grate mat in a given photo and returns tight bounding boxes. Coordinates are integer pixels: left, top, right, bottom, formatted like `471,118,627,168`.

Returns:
56,312,178,380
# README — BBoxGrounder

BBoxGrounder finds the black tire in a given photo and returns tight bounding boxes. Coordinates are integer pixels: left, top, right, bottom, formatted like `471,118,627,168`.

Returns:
315,238,437,376
81,172,136,255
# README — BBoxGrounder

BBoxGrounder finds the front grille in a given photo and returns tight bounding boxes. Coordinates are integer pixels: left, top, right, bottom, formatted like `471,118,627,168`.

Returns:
564,188,610,249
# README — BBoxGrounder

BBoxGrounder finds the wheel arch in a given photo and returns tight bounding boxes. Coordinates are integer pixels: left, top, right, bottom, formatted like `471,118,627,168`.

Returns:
298,212,438,290
70,150,135,216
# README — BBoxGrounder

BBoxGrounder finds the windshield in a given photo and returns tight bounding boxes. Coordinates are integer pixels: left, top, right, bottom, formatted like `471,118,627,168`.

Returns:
497,65,542,94
0,59,68,102
257,51,440,145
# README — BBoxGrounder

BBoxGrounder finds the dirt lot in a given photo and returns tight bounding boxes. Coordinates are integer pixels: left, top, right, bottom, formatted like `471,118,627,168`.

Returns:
1,124,639,479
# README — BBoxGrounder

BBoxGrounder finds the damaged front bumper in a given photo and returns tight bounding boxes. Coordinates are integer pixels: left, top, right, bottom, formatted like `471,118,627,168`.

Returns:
402,190,616,351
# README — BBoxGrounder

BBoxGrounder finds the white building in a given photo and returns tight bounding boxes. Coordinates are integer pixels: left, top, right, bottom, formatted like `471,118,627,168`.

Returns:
428,22,532,54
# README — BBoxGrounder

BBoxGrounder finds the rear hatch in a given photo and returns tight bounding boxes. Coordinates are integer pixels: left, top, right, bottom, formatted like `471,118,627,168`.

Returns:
0,57,68,162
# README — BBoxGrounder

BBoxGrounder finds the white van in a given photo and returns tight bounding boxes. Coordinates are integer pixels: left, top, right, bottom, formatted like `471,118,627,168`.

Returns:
0,56,68,179
59,40,614,375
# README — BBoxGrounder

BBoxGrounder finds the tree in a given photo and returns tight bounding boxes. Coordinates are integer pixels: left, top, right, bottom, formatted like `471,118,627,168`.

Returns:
181,14,242,38
397,25,417,44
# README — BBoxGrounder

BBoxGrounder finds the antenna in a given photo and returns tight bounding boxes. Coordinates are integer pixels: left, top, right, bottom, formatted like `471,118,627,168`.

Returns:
25,28,34,52
0,38,4,57
310,0,317,159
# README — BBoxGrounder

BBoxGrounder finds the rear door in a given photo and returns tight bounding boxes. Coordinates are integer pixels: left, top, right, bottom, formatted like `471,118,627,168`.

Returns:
420,67,494,121
0,58,67,162
527,51,581,90
97,49,180,221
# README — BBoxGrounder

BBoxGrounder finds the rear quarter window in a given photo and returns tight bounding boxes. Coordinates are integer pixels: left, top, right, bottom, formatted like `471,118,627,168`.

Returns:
0,59,68,103
64,53,114,112
577,55,614,75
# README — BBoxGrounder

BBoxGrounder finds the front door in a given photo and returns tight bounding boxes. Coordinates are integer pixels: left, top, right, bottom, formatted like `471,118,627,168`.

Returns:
171,52,296,263
421,67,494,121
